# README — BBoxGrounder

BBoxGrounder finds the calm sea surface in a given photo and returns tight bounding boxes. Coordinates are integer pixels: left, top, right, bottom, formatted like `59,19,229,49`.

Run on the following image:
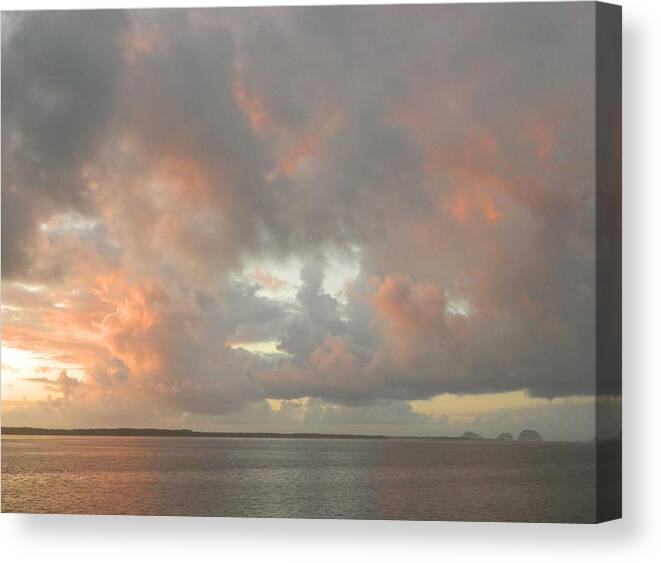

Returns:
1,435,596,522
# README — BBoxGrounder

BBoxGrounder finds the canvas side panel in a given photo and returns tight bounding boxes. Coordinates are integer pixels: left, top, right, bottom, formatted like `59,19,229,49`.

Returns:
595,0,622,524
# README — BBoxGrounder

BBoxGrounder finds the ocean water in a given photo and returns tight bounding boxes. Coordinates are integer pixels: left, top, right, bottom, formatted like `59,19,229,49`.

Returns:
1,435,596,522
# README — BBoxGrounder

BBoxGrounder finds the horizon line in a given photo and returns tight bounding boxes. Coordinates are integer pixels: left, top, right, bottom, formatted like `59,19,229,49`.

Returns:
0,426,599,443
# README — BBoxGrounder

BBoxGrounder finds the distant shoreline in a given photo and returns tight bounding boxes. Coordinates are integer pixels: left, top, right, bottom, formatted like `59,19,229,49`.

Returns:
1,426,458,440
0,426,601,442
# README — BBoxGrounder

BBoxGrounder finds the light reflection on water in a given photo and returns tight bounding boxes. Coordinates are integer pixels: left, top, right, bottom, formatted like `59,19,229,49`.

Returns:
1,436,596,522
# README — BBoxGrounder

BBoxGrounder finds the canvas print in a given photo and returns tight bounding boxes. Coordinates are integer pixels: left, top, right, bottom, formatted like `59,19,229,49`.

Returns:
1,2,621,522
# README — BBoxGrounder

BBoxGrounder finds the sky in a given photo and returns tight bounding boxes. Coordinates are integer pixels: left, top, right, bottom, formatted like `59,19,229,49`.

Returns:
1,4,619,440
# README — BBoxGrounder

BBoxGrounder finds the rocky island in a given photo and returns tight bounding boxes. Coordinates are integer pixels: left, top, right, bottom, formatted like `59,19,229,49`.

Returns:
517,429,542,441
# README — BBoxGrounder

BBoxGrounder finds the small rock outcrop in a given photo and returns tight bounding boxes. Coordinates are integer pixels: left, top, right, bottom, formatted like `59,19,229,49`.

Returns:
517,429,542,441
461,431,483,440
496,432,514,441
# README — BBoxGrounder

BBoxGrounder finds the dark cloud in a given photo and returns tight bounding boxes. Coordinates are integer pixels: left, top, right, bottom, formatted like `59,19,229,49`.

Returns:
2,11,128,278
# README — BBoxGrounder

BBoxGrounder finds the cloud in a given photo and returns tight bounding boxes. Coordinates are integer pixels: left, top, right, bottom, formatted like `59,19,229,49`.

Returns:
1,11,128,279
23,370,82,399
249,269,287,292
1,5,606,438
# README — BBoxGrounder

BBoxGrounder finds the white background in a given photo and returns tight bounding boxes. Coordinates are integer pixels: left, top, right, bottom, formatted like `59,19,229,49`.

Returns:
0,0,658,561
